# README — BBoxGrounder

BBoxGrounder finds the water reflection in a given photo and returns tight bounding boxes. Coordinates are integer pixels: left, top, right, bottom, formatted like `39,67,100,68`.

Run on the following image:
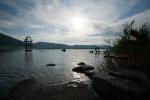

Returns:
73,72,81,79
0,49,104,97
24,52,33,66
23,52,34,79
72,72,89,82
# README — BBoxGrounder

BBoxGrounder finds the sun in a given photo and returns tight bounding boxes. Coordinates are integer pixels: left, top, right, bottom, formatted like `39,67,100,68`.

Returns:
72,16,86,30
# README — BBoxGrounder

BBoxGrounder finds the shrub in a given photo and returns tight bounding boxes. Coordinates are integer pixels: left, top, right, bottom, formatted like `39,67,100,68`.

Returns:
111,21,150,56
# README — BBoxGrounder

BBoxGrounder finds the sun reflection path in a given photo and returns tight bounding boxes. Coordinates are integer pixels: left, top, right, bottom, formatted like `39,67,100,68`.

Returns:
72,72,90,83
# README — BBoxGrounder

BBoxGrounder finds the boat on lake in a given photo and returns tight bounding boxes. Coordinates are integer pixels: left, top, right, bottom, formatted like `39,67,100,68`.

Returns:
62,49,66,52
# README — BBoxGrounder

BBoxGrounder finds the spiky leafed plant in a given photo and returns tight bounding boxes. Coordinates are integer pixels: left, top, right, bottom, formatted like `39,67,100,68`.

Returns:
137,23,150,56
102,21,150,70
111,21,134,55
111,21,150,56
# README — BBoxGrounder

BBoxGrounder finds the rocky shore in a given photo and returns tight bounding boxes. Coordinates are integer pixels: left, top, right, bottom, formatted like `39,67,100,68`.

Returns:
73,62,150,100
6,79,98,100
72,62,94,73
4,62,150,100
91,70,150,100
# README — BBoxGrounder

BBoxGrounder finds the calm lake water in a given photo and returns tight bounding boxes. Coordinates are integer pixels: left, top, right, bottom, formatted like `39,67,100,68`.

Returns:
0,49,105,97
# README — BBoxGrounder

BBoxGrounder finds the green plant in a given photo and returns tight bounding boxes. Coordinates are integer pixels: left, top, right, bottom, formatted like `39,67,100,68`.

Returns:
99,21,150,70
111,21,150,56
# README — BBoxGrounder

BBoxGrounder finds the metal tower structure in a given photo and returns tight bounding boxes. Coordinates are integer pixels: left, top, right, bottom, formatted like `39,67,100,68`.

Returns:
24,36,32,52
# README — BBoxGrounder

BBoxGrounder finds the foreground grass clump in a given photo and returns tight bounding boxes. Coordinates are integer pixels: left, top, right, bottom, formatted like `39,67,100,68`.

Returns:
101,21,150,71
112,21,150,57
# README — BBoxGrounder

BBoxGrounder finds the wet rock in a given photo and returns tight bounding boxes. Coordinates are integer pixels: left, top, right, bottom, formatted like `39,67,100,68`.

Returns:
72,65,94,73
8,79,99,100
84,71,95,78
92,71,150,100
8,79,44,100
78,62,85,65
46,64,56,66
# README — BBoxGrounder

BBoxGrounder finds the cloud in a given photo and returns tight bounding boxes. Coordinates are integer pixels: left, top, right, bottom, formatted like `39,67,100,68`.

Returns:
89,9,150,38
0,0,150,45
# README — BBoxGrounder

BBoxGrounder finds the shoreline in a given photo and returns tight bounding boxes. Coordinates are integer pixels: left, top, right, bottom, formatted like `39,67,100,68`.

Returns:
72,62,150,100
89,69,150,100
1,62,150,100
6,79,99,100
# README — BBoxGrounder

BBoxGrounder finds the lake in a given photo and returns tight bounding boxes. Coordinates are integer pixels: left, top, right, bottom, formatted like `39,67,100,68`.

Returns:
0,49,105,97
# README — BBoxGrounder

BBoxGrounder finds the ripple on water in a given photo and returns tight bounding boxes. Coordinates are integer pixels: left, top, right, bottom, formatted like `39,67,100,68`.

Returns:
0,49,104,97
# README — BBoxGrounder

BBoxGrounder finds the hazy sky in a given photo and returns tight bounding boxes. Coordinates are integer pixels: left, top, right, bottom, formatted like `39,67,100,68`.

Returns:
0,0,150,45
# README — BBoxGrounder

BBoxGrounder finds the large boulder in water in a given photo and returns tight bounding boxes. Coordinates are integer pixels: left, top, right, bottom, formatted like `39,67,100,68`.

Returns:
72,65,94,73
77,62,85,65
8,79,44,100
8,79,98,100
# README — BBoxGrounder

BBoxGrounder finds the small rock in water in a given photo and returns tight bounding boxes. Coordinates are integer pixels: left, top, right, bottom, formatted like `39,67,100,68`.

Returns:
78,62,85,65
46,64,56,66
72,65,94,73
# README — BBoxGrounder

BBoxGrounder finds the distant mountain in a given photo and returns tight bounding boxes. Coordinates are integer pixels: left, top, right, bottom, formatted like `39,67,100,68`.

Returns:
33,42,69,49
0,33,109,49
0,33,23,48
33,42,109,49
